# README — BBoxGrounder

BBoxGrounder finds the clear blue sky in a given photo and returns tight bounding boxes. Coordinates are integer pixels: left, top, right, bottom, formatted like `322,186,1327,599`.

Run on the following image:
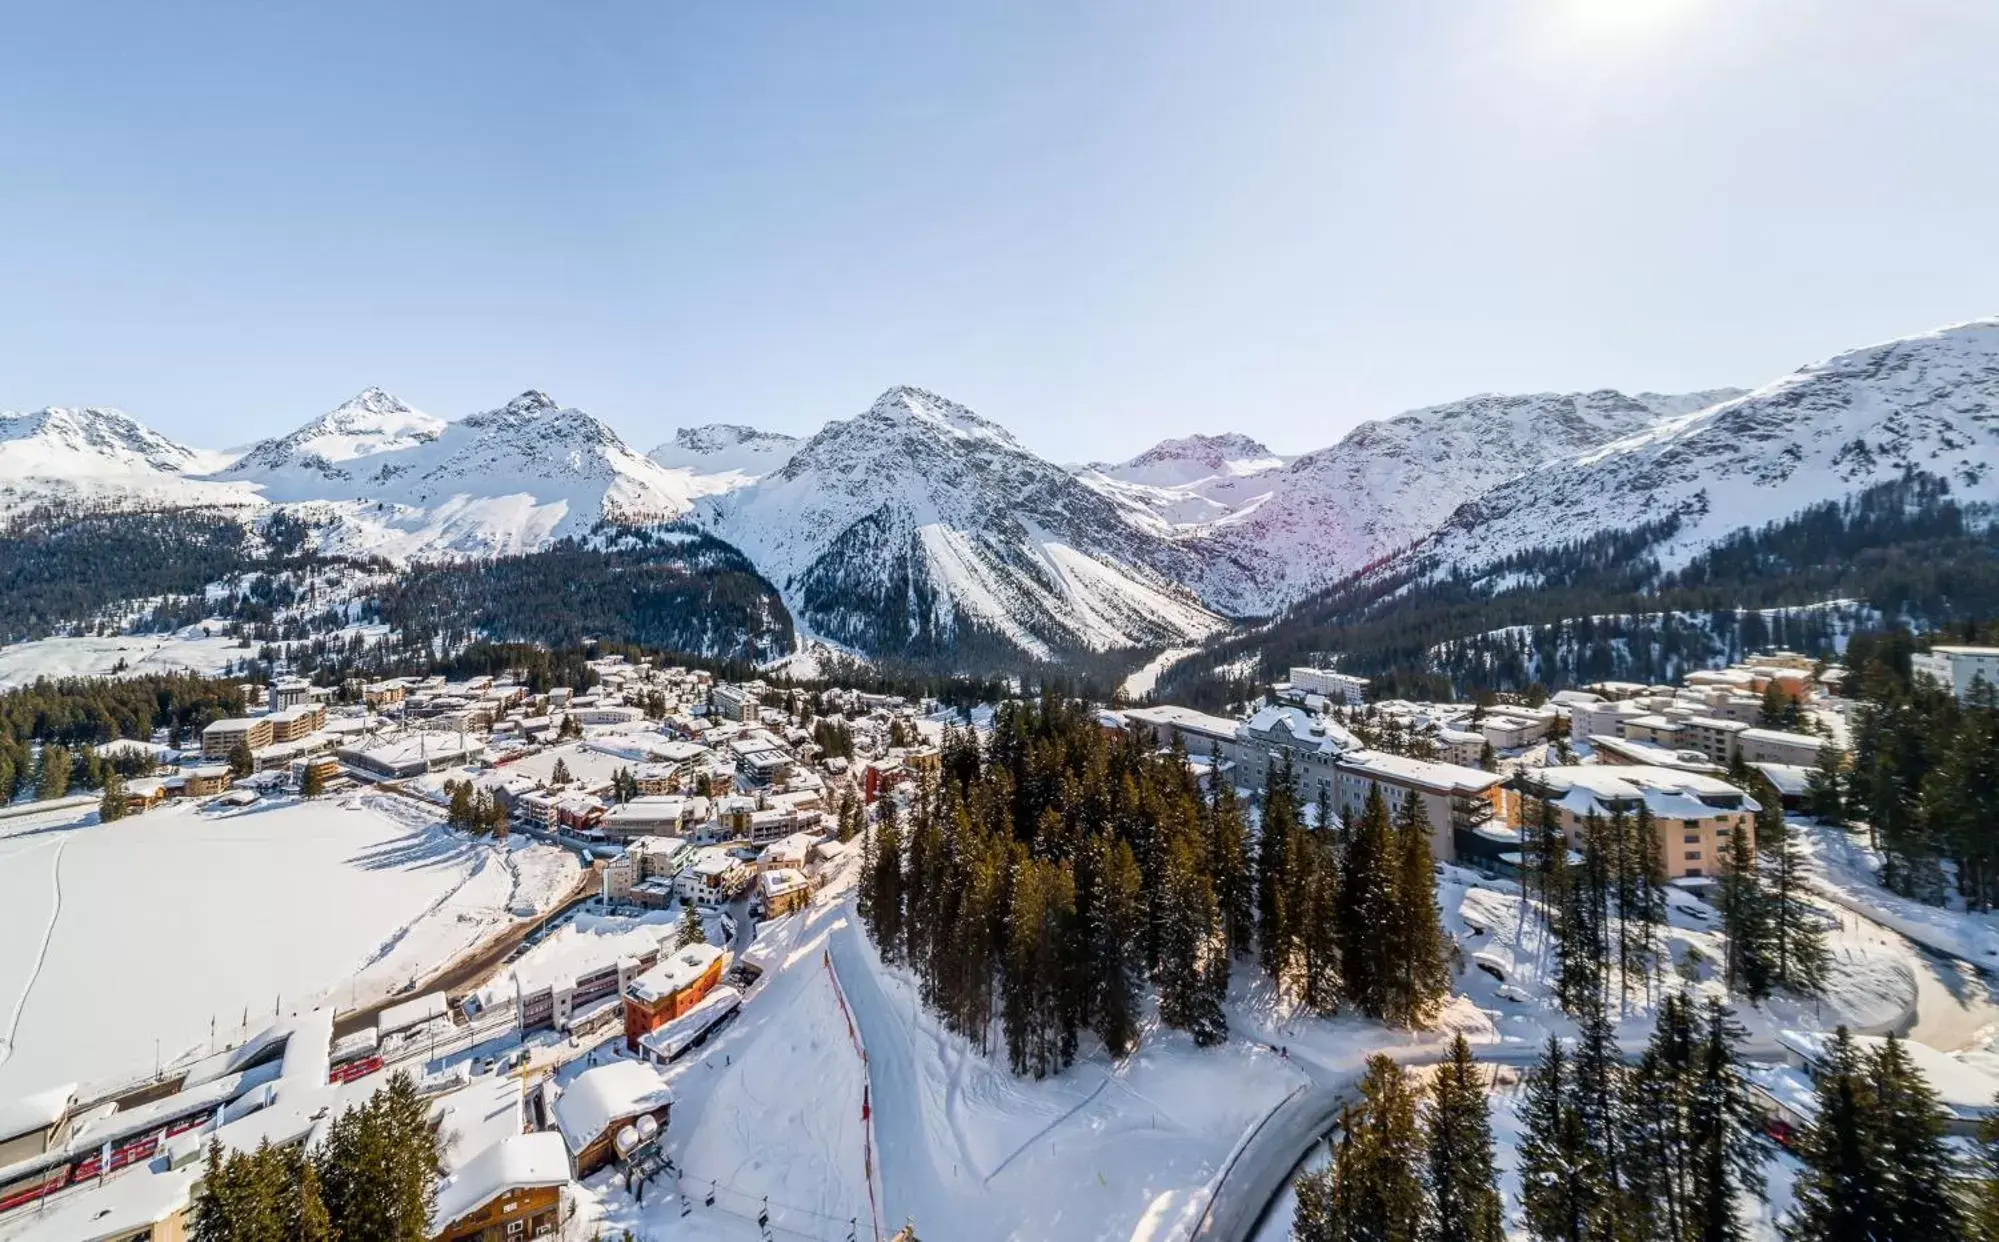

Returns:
3,0,1996,462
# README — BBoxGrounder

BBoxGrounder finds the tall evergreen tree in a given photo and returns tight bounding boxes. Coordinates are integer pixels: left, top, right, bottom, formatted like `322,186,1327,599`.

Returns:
1758,808,1828,995
1520,1037,1591,1242
1156,823,1227,1046
1386,794,1449,1028
1686,999,1770,1242
37,743,71,799
1868,1034,1966,1242
99,770,127,821
1091,836,1145,1057
1717,822,1774,1001
1259,757,1301,982
1294,1056,1428,1242
1338,786,1397,1020
1422,1036,1504,1242
1784,1027,1883,1241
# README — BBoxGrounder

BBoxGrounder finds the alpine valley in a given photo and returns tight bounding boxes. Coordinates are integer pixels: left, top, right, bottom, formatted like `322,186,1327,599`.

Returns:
2,317,1996,687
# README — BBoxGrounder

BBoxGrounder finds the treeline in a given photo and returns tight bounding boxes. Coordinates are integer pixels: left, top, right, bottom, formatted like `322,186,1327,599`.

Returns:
856,697,1452,1077
0,505,257,644
1162,473,1997,706
0,673,245,800
1832,625,1999,908
373,524,795,665
190,1072,438,1242
1293,995,1767,1242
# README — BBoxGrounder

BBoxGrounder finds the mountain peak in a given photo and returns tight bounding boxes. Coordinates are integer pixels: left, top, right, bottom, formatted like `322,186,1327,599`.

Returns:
863,386,1022,450
505,390,558,416
0,404,207,480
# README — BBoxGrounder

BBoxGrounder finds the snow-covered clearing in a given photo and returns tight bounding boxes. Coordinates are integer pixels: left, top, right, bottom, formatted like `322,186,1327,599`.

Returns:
1123,646,1199,700
0,795,567,1100
1800,820,1999,967
830,909,1304,1241
0,629,250,689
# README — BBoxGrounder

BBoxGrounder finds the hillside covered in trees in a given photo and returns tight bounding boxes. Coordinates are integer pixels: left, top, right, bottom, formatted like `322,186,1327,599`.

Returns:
1160,473,1998,706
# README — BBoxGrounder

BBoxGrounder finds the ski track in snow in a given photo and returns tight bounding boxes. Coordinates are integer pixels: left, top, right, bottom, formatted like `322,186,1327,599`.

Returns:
0,838,68,1069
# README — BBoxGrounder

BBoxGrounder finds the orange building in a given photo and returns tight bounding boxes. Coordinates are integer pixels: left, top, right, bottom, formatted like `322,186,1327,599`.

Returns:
622,943,726,1051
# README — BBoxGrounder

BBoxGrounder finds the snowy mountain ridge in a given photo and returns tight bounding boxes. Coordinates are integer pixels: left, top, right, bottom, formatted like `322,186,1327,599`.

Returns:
1404,319,1999,579
698,386,1239,659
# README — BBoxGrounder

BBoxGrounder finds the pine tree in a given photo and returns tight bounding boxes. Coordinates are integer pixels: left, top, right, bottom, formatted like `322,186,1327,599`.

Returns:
37,743,71,800
1784,1027,1882,1241
1520,1037,1590,1242
1868,1034,1966,1241
1156,822,1226,1046
1805,742,1845,825
1338,785,1397,1020
1717,821,1774,1001
1294,1056,1427,1242
1973,1104,1999,1242
1759,808,1828,995
1259,758,1300,982
226,738,253,779
550,756,571,786
1208,757,1256,961
1686,998,1770,1242
300,762,325,799
1386,793,1448,1028
99,771,127,821
1422,1035,1504,1242
870,796,906,962
446,780,473,831
678,901,707,948
1091,836,1145,1057
1568,999,1626,1235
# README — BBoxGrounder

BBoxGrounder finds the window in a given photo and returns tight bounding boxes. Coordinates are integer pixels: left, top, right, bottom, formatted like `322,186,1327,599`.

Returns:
1684,850,1701,861
1685,867,1703,877
507,1222,526,1237
1683,833,1700,844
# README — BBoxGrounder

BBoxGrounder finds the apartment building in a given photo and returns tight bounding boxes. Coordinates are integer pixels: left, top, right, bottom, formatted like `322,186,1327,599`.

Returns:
1912,645,1999,703
1288,666,1370,706
202,716,273,760
1331,750,1505,861
1504,766,1757,881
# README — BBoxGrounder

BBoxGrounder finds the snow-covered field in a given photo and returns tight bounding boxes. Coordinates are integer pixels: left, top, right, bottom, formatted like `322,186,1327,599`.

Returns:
0,628,250,689
0,795,572,1100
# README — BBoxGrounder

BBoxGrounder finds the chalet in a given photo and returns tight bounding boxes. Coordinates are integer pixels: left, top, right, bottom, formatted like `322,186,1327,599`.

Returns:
431,1132,570,1242
551,1062,674,1178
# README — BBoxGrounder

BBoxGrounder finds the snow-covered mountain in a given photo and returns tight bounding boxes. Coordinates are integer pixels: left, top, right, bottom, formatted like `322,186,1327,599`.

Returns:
700,387,1237,659
220,387,446,486
648,424,801,485
1409,321,1999,576
1091,433,1287,488
0,405,258,513
1115,387,1747,614
216,389,707,560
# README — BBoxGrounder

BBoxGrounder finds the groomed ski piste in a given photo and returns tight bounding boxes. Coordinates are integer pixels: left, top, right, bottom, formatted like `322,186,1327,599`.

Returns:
0,792,578,1101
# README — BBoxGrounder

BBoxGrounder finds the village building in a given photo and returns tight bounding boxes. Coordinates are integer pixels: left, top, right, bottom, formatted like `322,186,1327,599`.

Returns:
1913,645,1999,703
622,943,727,1051
201,716,273,760
550,1062,674,1178
430,1132,570,1242
1502,765,1758,882
1332,750,1506,861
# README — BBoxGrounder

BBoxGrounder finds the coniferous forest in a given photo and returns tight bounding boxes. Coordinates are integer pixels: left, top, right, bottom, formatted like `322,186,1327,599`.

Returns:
1835,623,1999,909
856,695,1453,1077
1162,473,1998,708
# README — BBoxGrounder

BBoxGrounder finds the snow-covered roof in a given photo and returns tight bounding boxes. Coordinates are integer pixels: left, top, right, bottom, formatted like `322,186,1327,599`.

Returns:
1522,765,1756,819
1335,749,1501,795
1777,1030,1999,1118
761,868,810,897
432,1132,570,1232
2,1166,197,1242
0,1083,76,1142
552,1061,674,1153
1751,763,1814,797
627,943,724,1004
377,991,450,1037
